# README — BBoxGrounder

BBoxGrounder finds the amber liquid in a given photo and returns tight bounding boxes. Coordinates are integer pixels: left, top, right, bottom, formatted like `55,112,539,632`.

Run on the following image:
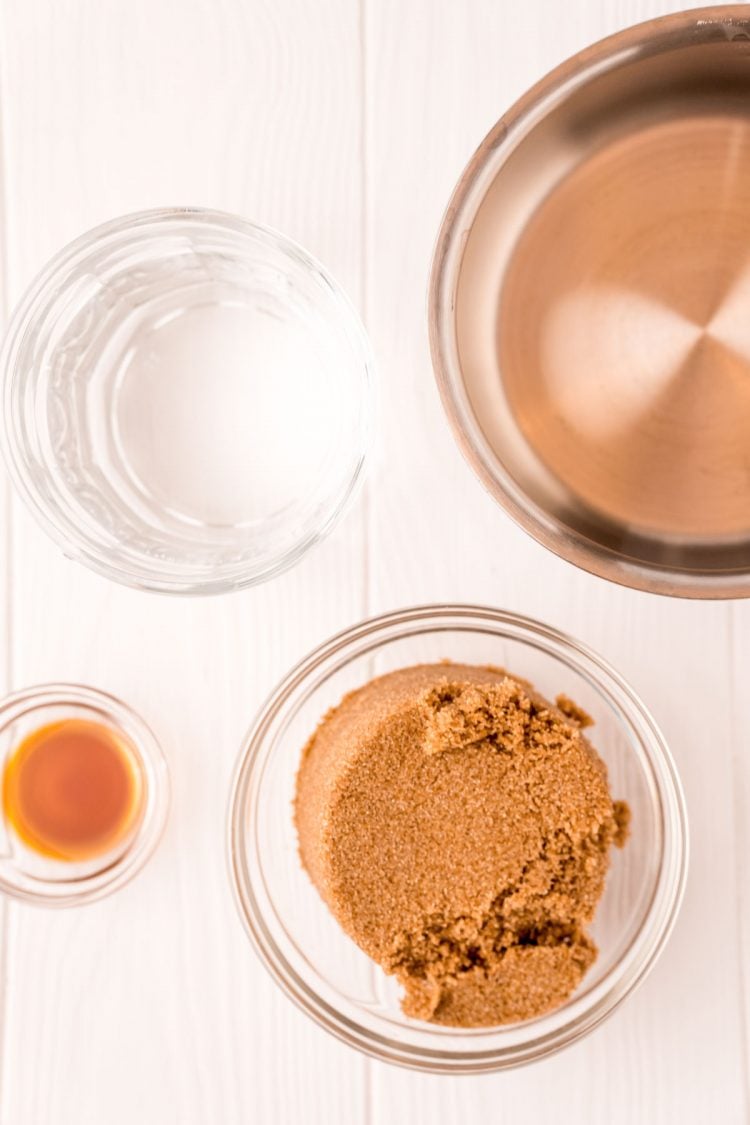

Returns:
2,719,142,862
499,115,750,540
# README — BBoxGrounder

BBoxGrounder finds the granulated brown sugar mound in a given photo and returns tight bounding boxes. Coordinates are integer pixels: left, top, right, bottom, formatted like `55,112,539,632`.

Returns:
294,663,629,1028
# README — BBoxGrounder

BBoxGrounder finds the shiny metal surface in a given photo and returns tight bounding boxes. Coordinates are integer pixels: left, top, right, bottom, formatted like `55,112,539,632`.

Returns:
430,6,750,597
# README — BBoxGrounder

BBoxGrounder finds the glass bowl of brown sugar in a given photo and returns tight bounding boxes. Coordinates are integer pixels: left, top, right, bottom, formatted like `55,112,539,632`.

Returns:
228,605,687,1073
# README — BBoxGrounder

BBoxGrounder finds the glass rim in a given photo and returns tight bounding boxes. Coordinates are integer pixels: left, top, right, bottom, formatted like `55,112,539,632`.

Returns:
227,603,689,1073
0,206,375,596
427,6,750,600
0,682,170,906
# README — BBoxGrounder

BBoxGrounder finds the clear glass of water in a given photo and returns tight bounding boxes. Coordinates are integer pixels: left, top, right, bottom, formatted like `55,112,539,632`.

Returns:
2,208,374,593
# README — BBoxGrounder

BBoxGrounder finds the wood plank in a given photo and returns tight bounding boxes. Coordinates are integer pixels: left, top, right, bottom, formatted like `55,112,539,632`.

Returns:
730,598,750,1113
364,0,747,1120
0,1,368,1123
0,176,9,1113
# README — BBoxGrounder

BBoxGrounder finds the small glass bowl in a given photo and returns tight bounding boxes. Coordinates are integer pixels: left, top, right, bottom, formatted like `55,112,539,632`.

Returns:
229,604,687,1073
1,208,374,594
0,683,169,906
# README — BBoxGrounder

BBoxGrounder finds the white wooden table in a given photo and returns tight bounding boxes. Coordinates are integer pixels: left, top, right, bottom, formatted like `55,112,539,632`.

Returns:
0,1,747,1121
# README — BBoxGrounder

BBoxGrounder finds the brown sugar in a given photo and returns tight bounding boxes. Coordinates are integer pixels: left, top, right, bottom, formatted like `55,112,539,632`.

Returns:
294,663,629,1028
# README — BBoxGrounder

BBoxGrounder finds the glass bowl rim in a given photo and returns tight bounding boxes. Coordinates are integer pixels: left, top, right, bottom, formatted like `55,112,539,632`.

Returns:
0,206,375,596
227,603,689,1073
427,5,750,600
0,681,170,906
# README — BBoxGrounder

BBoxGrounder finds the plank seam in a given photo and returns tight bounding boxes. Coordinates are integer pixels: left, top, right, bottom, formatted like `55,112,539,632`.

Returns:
359,0,374,1118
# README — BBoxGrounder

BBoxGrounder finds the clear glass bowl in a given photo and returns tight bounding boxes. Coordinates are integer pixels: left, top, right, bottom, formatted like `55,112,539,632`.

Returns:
2,208,374,594
0,683,169,906
429,7,750,598
228,605,687,1073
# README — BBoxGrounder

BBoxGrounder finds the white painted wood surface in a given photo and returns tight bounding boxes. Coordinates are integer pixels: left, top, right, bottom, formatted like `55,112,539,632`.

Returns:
0,0,746,1121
